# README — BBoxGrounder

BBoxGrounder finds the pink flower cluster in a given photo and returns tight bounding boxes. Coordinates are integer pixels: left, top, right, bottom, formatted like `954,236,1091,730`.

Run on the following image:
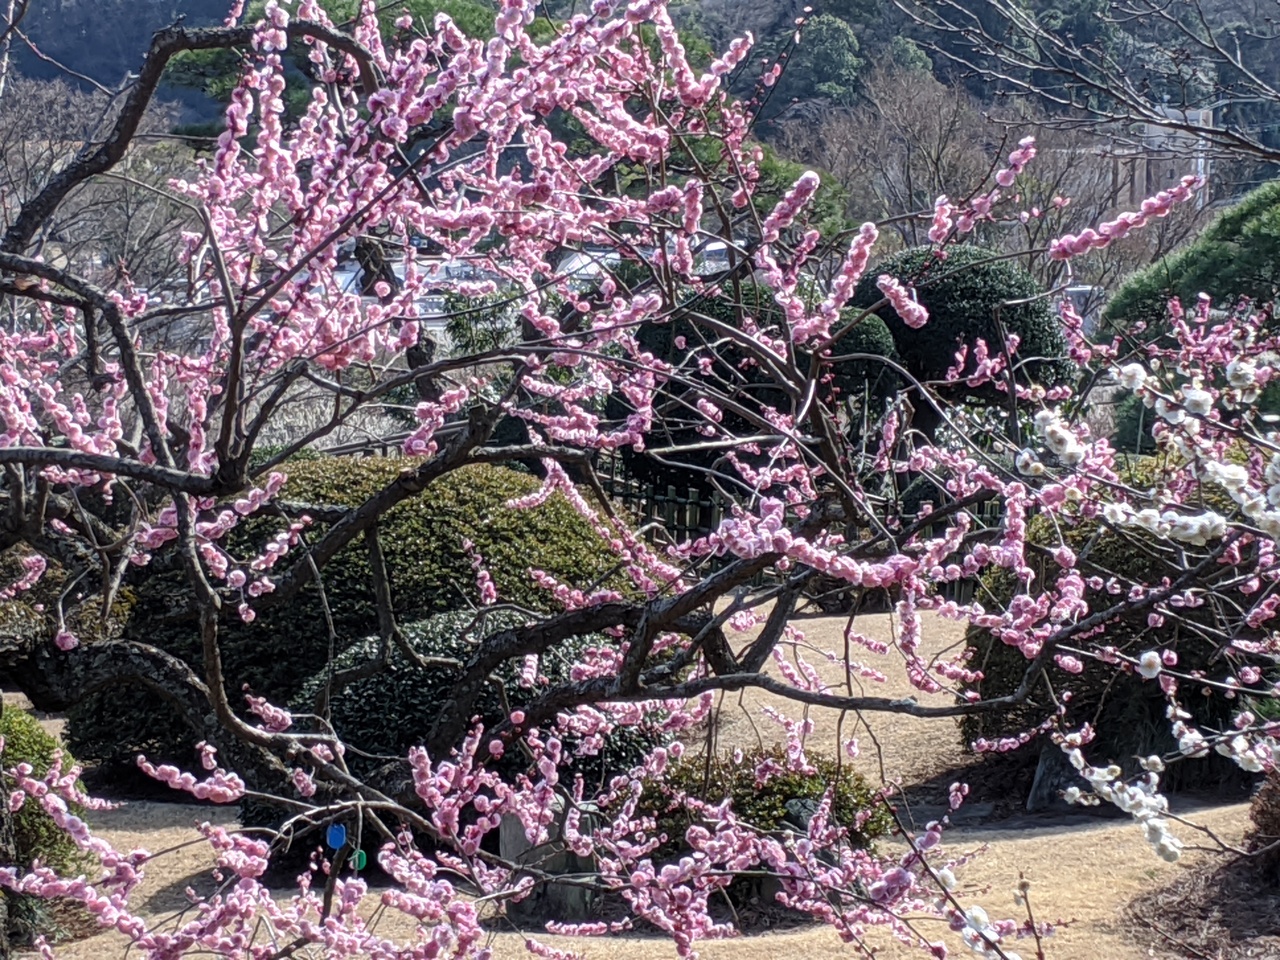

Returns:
1050,175,1204,259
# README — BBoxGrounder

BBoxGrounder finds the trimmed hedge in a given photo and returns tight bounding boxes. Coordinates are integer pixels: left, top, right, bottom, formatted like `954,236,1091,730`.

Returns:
66,459,625,770
1110,393,1158,456
851,245,1073,423
1100,179,1280,338
239,609,669,863
959,460,1256,789
0,707,93,945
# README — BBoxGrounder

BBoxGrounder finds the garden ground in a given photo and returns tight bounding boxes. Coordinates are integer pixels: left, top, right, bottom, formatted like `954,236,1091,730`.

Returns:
7,611,1259,959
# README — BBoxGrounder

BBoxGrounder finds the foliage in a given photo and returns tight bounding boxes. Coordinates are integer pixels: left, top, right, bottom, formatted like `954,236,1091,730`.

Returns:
1110,393,1158,455
294,610,665,785
0,710,90,878
851,245,1073,422
636,746,891,896
443,292,522,357
1101,180,1280,338
0,0,1275,955
618,281,898,492
753,145,851,240
66,460,625,767
1249,767,1280,876
958,460,1249,789
771,15,862,108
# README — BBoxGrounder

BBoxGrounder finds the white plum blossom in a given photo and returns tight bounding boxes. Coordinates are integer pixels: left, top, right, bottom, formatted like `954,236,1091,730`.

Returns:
1103,502,1133,524
1136,650,1163,679
1181,387,1213,416
959,905,1018,959
1259,511,1280,540
1227,359,1257,389
1117,362,1147,390
1154,397,1186,424
1128,508,1169,536
1174,722,1210,757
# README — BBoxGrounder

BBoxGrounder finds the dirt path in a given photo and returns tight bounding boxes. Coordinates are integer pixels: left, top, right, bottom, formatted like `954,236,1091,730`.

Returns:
28,799,1248,960
7,612,1255,959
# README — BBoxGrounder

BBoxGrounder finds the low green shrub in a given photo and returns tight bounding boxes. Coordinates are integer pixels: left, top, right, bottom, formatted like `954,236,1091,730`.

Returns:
292,609,666,785
1,708,93,946
636,745,891,904
1109,393,1158,456
240,609,669,861
1100,179,1280,339
67,459,626,771
0,709,89,876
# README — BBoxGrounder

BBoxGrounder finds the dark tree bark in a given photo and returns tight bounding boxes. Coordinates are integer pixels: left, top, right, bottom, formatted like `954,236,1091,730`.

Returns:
0,699,14,959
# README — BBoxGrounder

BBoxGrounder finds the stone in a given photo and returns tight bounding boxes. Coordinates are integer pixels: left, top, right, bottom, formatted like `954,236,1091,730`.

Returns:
499,798,599,925
1027,746,1095,813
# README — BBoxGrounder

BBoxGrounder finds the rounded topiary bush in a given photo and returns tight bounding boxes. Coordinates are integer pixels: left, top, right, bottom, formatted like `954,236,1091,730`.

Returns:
240,609,669,865
0,709,89,877
851,245,1073,436
292,609,665,785
617,282,898,494
959,462,1257,792
67,459,627,772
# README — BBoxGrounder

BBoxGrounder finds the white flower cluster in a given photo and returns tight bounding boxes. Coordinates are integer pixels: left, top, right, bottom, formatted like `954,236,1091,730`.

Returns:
1214,734,1274,773
1180,387,1213,416
958,905,1024,960
1102,503,1227,546
1161,451,1280,542
1167,702,1277,772
1116,363,1217,418
1227,358,1259,391
1061,747,1183,862
1030,408,1086,466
